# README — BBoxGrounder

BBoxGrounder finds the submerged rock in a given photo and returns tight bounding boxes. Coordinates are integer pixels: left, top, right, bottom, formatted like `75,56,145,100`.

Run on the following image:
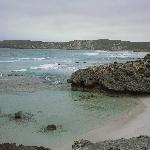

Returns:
68,55,150,94
14,111,23,119
12,111,34,122
46,124,57,131
0,111,34,122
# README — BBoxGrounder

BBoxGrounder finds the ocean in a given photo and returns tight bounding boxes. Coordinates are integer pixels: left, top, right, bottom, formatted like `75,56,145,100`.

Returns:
0,49,148,148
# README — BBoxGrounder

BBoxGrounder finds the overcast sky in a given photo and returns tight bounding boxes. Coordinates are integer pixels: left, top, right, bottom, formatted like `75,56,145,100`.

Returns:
0,0,150,42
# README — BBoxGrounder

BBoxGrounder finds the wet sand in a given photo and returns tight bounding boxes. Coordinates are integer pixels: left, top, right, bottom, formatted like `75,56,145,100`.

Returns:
81,97,147,142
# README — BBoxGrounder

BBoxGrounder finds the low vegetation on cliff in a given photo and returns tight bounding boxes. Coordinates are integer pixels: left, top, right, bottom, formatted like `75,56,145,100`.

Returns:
0,39,150,51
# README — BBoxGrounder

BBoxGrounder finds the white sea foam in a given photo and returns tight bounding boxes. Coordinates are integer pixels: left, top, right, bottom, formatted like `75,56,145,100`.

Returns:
96,50,107,52
18,57,45,61
0,60,17,63
83,53,99,56
13,69,27,72
103,51,140,59
0,57,46,63
30,63,59,70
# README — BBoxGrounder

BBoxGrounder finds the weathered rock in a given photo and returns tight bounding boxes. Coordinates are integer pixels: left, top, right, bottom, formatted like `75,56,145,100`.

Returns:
0,143,51,150
72,136,150,150
144,54,150,60
72,139,93,150
46,124,57,131
68,56,150,94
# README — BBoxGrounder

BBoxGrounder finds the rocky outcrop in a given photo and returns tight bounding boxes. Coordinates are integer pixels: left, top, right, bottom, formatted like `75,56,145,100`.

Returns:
68,54,150,94
72,136,150,150
0,143,51,150
0,39,150,51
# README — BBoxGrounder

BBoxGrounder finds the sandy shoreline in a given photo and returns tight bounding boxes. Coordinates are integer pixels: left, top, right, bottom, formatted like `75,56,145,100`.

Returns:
82,96,147,141
106,96,150,139
56,96,150,150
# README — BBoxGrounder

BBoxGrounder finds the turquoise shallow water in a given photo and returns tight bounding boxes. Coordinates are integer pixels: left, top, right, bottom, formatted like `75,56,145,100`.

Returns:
0,49,148,147
0,89,138,147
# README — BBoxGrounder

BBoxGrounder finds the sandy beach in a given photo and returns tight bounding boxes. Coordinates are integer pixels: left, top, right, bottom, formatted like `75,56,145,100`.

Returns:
105,96,150,139
56,96,150,150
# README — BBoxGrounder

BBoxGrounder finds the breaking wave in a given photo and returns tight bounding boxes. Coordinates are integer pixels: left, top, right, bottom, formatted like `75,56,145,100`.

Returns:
83,53,99,56
30,63,59,70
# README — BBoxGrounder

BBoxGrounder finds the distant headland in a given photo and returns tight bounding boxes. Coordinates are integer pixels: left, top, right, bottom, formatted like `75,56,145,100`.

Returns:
0,39,150,51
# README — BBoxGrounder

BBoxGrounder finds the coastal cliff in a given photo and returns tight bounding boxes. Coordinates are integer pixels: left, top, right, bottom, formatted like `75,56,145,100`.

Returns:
68,54,150,94
0,39,150,51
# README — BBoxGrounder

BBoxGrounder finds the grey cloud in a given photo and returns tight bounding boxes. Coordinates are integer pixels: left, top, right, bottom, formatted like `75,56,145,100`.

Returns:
0,0,150,41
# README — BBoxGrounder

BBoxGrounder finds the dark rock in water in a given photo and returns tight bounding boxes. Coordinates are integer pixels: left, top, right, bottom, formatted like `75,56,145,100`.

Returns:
114,61,118,64
75,62,80,63
0,143,51,150
12,111,34,122
144,54,150,60
68,58,150,94
14,111,23,119
72,136,150,150
46,124,57,131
